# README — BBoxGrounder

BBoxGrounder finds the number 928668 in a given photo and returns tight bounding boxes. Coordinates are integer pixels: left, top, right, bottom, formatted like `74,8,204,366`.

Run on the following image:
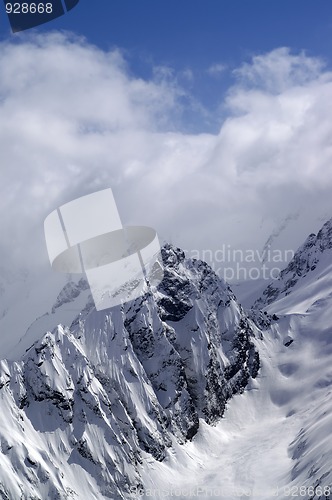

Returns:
6,2,53,14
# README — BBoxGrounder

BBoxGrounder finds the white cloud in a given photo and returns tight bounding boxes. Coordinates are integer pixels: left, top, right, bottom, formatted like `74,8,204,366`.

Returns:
234,47,324,93
0,36,332,284
207,63,226,77
181,68,194,81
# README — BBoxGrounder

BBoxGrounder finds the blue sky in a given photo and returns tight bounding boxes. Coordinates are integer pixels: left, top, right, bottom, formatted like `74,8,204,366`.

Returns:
28,1,332,64
1,1,332,126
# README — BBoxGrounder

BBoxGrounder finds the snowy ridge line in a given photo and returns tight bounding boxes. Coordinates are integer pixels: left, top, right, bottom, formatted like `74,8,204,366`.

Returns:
1,212,332,500
254,216,332,310
0,244,260,499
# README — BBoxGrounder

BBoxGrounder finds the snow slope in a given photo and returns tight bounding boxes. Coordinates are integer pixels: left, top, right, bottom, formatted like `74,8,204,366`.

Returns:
1,217,332,499
0,269,89,360
139,220,332,499
0,245,260,499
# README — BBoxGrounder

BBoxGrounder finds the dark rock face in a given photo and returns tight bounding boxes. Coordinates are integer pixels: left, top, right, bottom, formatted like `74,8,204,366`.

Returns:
0,244,260,499
156,245,259,424
157,246,196,322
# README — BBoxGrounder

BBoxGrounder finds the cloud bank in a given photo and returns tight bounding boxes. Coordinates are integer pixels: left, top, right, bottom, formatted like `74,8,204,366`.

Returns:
0,35,332,280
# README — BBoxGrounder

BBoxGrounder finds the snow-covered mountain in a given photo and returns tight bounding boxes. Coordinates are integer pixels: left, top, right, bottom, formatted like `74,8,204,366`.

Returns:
0,245,260,499
246,217,332,500
141,220,332,500
0,268,90,361
254,217,332,313
1,216,332,500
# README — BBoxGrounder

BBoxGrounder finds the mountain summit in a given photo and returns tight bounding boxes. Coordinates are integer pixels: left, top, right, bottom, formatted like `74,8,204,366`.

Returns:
2,218,332,500
0,244,259,499
254,217,332,311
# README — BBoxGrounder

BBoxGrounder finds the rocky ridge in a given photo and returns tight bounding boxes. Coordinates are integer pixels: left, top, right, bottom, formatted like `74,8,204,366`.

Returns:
0,244,260,499
254,217,332,308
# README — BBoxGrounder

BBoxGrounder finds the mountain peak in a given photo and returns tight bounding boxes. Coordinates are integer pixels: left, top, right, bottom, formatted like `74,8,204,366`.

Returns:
0,243,260,499
254,216,332,309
